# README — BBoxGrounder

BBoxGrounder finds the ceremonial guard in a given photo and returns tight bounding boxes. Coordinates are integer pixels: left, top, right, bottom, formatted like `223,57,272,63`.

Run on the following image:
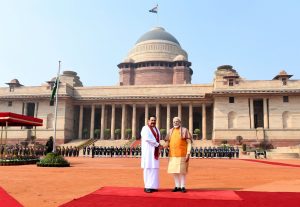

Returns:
195,147,199,158
199,147,203,158
235,147,239,158
83,146,86,156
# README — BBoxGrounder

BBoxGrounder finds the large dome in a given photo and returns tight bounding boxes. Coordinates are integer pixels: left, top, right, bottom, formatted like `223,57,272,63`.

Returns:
119,27,192,86
136,27,180,45
126,27,188,63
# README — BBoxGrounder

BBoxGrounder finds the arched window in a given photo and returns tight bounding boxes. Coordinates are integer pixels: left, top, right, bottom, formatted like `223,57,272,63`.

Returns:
228,111,237,129
282,111,291,129
47,113,54,129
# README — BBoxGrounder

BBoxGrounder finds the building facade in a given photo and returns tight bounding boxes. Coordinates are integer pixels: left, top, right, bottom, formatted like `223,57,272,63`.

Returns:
0,27,300,147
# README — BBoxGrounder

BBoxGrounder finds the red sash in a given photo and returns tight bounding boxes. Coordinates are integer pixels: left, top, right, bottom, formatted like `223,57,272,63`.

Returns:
148,125,160,160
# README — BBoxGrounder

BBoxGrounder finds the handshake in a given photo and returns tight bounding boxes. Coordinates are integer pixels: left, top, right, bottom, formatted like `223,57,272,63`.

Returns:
157,143,166,150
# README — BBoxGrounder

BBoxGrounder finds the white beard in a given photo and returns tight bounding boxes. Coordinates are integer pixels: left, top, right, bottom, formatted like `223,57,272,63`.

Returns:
174,125,180,128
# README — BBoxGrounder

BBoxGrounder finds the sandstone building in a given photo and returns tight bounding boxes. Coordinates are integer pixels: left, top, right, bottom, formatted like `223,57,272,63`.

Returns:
0,27,299,147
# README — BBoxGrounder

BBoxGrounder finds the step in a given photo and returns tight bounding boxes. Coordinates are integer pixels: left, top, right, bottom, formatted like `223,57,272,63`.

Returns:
59,139,89,147
267,152,300,159
192,140,215,147
93,139,130,147
270,147,300,153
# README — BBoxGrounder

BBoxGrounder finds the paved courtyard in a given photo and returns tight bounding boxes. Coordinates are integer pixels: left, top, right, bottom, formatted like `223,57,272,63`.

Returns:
1,157,300,207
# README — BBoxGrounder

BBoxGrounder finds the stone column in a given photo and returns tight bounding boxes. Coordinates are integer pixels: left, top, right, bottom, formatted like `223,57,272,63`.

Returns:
104,107,108,130
263,98,269,129
78,105,83,139
202,103,207,140
178,103,182,120
132,104,136,139
166,103,171,134
100,104,105,139
189,103,193,136
35,102,39,117
156,104,160,129
90,104,95,139
144,104,149,125
250,99,254,129
111,104,115,139
121,104,126,140
23,102,27,115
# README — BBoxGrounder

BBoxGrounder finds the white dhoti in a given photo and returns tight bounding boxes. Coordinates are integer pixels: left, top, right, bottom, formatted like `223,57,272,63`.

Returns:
141,125,160,190
143,168,159,189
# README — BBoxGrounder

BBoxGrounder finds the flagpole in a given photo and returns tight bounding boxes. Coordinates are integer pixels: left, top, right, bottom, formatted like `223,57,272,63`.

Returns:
156,4,159,26
53,60,61,153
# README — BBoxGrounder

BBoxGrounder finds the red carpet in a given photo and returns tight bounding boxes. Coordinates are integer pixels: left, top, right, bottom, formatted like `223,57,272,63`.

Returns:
60,187,300,207
93,186,241,200
0,187,23,207
241,159,300,168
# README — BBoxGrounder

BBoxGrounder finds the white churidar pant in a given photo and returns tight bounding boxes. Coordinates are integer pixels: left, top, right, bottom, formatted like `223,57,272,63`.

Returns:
173,173,186,188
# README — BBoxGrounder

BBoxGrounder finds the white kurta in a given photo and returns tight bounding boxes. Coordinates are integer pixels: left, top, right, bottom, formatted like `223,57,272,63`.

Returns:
141,126,160,169
141,125,160,189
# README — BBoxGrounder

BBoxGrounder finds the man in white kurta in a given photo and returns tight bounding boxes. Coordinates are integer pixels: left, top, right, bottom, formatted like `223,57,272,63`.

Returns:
141,116,160,193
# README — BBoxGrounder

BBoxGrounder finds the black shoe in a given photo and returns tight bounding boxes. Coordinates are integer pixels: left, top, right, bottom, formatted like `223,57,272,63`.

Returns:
172,187,180,192
144,188,152,193
181,187,187,193
150,189,158,192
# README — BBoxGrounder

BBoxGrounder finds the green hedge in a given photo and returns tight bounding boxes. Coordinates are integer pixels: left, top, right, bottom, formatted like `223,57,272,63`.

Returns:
0,156,39,166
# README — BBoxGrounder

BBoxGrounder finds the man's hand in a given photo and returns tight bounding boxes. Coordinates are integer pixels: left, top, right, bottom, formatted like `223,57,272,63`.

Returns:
158,143,164,150
185,154,190,162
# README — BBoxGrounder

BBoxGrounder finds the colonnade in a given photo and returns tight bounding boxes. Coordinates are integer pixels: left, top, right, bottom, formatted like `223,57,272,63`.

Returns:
77,103,208,140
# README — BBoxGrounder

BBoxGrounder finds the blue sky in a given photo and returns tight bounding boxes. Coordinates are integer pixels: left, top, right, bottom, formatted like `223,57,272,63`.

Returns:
0,0,299,87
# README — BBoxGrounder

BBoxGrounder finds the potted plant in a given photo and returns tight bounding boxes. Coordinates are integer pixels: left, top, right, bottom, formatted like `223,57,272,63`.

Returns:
236,135,243,145
194,128,201,140
83,128,89,139
125,128,132,139
114,129,121,139
104,128,110,139
94,129,100,139
160,129,166,139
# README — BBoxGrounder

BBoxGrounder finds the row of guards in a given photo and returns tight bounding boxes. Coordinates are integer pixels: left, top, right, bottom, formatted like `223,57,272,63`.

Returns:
82,146,240,159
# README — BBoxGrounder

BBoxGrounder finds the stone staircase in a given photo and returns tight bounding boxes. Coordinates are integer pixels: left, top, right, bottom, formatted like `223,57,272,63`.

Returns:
268,146,300,159
192,140,215,147
59,139,90,147
93,139,130,147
